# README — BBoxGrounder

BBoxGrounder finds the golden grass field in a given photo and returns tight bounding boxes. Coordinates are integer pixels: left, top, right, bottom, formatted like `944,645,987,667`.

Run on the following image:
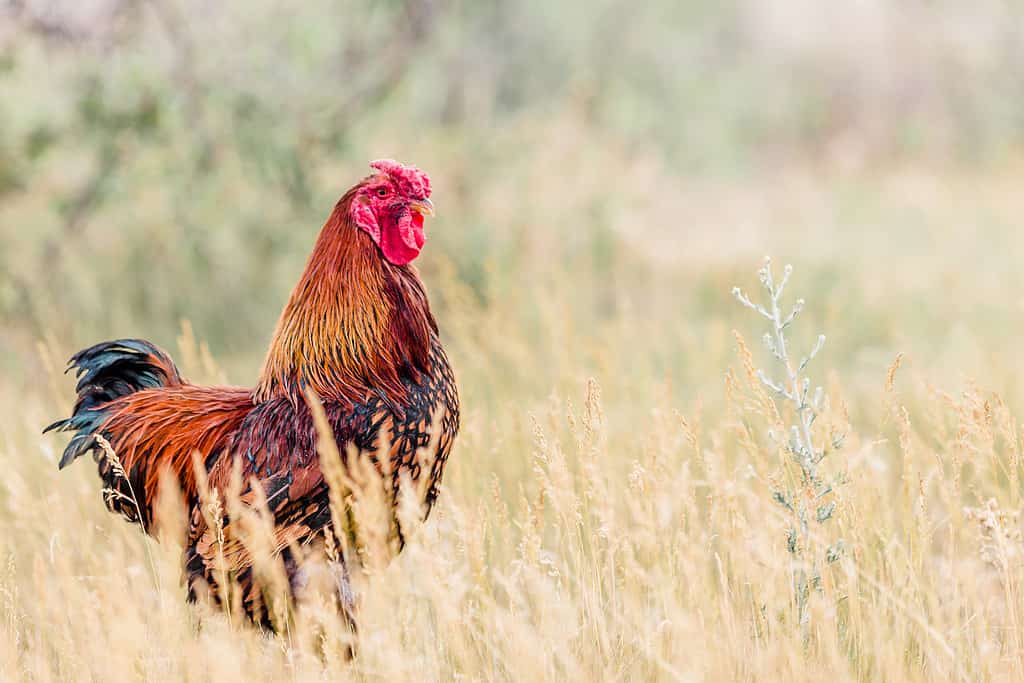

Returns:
4,158,1024,681
5,2,1024,681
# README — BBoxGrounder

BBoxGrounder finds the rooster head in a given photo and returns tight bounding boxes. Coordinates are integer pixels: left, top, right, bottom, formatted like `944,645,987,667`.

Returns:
351,159,434,266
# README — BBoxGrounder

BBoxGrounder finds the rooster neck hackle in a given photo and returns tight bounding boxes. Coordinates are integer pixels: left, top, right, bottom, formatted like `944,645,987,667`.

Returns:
255,188,436,406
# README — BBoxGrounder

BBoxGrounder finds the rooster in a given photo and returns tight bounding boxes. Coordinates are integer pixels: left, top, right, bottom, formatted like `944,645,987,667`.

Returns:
45,159,459,627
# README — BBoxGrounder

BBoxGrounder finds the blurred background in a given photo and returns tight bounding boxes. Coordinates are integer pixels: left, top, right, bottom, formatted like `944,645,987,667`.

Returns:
2,0,1024,398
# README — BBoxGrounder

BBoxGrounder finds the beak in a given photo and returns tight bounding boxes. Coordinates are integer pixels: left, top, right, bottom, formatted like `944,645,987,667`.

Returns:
409,198,435,218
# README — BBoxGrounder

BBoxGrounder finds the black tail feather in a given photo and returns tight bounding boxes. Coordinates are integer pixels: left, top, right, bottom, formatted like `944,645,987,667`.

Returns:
44,339,183,469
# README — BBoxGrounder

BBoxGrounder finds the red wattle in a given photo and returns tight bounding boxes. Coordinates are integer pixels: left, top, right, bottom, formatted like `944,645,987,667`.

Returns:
411,211,426,249
380,210,425,265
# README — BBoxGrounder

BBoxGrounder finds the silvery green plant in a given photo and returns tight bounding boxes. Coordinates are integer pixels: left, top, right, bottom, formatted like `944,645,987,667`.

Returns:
733,258,844,632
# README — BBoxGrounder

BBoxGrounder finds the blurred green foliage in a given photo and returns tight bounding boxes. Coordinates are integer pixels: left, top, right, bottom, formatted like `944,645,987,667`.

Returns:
2,0,1023,380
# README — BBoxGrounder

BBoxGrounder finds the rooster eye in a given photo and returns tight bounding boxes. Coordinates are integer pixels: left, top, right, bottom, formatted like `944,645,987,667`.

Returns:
376,188,389,198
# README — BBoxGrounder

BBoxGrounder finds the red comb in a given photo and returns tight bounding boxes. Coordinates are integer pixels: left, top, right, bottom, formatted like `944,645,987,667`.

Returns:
370,159,431,200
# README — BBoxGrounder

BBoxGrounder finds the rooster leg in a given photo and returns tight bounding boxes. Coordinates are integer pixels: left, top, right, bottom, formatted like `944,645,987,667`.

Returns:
329,559,357,629
330,559,358,661
286,550,357,631
287,554,357,659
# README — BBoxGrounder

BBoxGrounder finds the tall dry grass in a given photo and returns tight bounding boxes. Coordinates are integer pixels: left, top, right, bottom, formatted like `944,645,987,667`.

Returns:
5,224,1024,680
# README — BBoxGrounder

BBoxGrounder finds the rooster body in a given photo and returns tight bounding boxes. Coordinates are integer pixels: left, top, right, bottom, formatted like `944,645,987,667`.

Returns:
46,160,459,626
